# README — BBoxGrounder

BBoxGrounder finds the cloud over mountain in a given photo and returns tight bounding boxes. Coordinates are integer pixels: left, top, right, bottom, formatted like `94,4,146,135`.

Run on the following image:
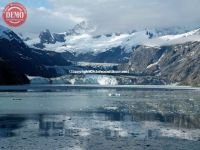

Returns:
0,0,200,34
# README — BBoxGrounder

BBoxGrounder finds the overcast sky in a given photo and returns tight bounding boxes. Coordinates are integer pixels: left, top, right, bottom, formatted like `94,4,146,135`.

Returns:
0,0,200,34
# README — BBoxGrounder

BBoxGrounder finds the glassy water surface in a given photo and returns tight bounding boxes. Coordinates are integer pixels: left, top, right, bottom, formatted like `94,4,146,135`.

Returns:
0,86,200,150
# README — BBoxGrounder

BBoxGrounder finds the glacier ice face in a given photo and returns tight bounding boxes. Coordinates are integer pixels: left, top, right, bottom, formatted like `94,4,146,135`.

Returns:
28,75,118,85
69,75,118,85
96,75,118,85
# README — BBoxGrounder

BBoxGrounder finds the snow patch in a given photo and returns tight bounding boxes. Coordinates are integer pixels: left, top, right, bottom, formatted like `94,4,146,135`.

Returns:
147,53,165,69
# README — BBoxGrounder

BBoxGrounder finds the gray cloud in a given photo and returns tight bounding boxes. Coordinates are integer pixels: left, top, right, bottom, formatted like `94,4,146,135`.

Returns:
1,0,200,34
4,6,85,35
49,0,200,33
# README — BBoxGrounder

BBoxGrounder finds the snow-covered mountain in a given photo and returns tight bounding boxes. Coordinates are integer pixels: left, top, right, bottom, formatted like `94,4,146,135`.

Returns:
0,25,24,43
0,25,72,81
1,24,200,86
144,28,200,47
25,28,156,54
24,22,200,56
125,41,200,86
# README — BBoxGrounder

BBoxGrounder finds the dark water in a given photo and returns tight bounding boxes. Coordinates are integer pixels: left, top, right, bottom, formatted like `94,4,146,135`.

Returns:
0,86,200,150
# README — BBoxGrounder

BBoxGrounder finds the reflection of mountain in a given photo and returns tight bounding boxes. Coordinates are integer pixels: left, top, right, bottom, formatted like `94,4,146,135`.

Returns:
96,110,200,129
133,113,200,129
0,111,199,143
39,115,65,136
36,112,200,142
0,115,26,137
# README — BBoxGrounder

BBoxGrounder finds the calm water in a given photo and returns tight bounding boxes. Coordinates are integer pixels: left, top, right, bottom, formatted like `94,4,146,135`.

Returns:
0,85,200,150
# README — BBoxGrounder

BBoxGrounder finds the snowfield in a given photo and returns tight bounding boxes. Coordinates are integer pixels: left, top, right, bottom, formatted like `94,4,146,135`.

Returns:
144,28,200,47
24,26,200,54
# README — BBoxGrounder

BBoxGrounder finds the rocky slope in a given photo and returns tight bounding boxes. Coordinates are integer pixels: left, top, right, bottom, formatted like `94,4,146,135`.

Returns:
0,25,72,84
125,42,200,86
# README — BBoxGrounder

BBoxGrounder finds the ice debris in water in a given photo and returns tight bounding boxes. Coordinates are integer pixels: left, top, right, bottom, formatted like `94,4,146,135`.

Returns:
108,93,121,97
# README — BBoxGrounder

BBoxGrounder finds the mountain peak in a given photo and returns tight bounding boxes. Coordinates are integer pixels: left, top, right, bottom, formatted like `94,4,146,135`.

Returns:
39,29,55,44
66,21,96,35
0,25,12,40
0,25,23,43
0,25,10,33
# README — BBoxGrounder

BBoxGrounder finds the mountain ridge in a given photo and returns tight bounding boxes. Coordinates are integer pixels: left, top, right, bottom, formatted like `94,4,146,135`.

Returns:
0,25,72,84
23,23,200,56
124,41,200,86
0,24,199,86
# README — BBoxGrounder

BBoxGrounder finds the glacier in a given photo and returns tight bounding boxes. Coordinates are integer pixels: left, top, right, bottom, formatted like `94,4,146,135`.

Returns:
27,75,118,85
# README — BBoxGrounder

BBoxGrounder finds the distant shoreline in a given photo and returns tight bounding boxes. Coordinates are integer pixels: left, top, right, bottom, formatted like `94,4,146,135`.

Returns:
0,84,199,92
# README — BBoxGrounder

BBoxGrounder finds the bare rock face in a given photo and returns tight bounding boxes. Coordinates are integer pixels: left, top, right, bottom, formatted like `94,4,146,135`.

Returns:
127,42,200,86
128,46,164,74
39,29,56,44
39,29,66,45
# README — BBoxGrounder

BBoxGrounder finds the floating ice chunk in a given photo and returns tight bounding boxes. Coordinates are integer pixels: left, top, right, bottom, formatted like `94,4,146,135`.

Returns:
105,106,118,110
108,93,121,97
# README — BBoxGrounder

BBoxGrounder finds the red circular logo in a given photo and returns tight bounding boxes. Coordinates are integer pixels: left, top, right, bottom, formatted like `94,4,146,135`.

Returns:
2,2,27,27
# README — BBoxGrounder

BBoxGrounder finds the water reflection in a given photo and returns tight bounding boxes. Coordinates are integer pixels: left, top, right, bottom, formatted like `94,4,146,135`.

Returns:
0,115,26,137
0,87,200,149
132,112,200,129
0,111,199,141
39,114,65,136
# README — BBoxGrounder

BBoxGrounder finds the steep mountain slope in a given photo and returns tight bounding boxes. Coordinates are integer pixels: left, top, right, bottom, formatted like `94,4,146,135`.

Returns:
0,25,71,84
64,46,130,63
126,42,200,86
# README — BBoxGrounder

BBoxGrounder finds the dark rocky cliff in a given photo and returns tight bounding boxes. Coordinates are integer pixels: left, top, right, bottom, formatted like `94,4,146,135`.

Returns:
126,42,200,86
0,60,29,85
